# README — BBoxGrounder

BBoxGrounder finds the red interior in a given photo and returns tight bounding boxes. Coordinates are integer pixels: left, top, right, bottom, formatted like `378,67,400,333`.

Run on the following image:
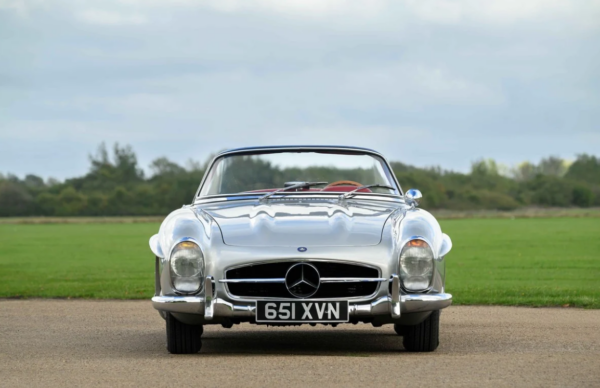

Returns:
320,185,372,193
246,186,372,194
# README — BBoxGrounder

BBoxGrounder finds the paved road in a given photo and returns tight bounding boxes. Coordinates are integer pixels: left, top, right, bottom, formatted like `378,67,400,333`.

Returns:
1,301,599,387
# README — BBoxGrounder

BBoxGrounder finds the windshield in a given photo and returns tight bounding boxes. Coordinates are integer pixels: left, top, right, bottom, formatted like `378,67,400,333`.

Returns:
198,150,400,197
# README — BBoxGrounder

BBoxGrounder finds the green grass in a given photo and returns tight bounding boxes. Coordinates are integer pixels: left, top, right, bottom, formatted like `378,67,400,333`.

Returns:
0,223,159,299
442,218,600,308
0,218,599,307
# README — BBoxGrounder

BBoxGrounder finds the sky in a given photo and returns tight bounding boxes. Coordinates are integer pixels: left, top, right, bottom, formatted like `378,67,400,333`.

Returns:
1,0,599,180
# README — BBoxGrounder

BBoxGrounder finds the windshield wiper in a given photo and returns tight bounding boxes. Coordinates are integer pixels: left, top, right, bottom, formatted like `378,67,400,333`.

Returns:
339,184,396,200
260,181,328,201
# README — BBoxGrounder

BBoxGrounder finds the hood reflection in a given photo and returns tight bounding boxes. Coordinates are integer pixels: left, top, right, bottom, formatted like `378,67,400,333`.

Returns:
198,199,399,247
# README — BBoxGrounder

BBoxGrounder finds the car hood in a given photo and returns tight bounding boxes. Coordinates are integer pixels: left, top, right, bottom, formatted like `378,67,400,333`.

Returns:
199,200,399,247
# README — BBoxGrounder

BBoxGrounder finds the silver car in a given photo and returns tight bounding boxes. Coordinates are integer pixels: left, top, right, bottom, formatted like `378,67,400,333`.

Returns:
150,146,452,353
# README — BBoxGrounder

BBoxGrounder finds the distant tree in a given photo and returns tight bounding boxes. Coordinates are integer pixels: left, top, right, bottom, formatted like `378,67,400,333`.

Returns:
512,162,537,181
23,174,46,189
0,143,599,217
0,181,34,216
187,158,209,172
46,177,61,187
150,157,185,178
538,156,568,177
469,159,517,194
572,186,594,207
132,185,157,215
89,142,111,171
56,187,87,216
390,161,417,173
464,190,520,211
565,154,600,185
527,175,572,207
594,187,600,206
69,143,145,192
218,156,281,193
393,168,446,208
106,186,134,216
471,159,500,177
112,143,145,182
85,193,108,216
35,192,58,216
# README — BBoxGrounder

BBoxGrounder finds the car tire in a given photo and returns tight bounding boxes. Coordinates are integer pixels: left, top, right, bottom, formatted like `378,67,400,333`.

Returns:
166,313,203,354
397,310,440,352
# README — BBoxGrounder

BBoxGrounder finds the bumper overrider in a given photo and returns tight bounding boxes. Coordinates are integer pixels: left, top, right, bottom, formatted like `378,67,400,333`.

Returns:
152,275,452,321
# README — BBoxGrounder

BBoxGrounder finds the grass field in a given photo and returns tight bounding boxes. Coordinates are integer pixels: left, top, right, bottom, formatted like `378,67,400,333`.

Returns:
0,218,599,307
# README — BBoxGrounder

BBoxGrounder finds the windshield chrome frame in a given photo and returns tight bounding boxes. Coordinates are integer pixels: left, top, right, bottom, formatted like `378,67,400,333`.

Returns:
193,146,404,202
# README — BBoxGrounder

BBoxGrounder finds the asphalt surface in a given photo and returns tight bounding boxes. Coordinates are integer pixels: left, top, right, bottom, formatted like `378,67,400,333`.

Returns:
1,301,599,387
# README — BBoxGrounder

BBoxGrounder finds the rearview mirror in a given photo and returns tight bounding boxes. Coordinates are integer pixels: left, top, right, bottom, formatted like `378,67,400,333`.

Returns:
405,188,422,207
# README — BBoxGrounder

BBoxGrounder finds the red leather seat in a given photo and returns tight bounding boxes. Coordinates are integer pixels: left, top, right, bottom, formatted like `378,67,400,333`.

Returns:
320,185,371,193
246,186,372,193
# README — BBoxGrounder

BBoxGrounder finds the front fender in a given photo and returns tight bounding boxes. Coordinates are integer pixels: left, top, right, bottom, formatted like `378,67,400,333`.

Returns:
389,207,451,293
150,207,220,297
394,208,451,259
439,233,452,258
150,207,213,261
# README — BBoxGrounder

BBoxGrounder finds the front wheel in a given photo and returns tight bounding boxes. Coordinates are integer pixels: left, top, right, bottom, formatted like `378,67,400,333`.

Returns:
166,313,203,354
395,310,440,352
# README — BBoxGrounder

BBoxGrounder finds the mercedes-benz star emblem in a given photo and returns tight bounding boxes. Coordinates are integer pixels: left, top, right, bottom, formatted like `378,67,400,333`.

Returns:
285,263,320,298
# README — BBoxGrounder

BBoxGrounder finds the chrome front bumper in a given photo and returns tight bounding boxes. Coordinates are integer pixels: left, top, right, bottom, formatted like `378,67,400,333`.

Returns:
152,276,452,320
152,293,453,316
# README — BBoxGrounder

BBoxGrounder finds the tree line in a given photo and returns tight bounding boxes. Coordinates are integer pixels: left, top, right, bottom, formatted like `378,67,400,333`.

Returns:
1,143,599,217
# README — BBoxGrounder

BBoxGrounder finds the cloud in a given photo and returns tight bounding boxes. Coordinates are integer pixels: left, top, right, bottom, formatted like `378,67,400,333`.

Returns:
77,9,147,25
0,0,29,15
111,0,600,31
115,0,387,18
406,0,581,25
1,0,599,179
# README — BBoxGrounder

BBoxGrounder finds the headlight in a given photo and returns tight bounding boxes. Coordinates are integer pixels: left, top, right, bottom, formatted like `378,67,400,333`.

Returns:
399,239,434,291
170,241,204,293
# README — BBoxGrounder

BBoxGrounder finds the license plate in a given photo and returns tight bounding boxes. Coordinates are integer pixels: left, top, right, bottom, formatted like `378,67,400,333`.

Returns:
256,300,349,323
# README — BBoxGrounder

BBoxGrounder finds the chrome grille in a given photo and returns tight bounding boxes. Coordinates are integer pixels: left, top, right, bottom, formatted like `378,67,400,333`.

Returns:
222,261,383,299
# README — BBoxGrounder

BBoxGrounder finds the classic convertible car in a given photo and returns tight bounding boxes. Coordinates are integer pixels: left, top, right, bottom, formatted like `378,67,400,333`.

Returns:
150,146,452,353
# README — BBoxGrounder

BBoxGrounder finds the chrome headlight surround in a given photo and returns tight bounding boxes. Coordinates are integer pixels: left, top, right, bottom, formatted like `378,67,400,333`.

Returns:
169,240,205,294
399,238,434,292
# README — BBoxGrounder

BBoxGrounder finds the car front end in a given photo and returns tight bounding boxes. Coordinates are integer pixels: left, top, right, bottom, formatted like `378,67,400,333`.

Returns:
149,146,452,353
